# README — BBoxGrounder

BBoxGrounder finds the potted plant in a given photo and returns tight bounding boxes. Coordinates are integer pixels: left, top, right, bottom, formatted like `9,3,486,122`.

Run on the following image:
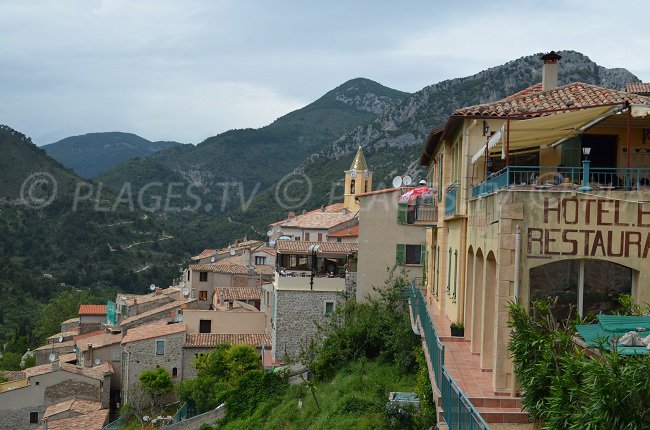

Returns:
450,321,464,337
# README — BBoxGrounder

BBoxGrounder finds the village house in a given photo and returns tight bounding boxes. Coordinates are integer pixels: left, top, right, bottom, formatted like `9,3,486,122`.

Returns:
120,320,186,404
73,330,123,393
355,187,432,301
78,305,107,334
415,51,650,425
0,360,112,430
182,333,271,379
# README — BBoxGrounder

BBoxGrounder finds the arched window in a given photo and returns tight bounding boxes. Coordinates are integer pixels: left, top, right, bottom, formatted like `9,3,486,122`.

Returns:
530,259,633,319
172,367,178,378
350,179,356,194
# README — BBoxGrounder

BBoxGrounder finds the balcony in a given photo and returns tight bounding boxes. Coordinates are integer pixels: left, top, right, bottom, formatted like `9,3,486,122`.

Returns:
405,202,438,225
472,165,650,198
274,271,347,292
444,183,458,217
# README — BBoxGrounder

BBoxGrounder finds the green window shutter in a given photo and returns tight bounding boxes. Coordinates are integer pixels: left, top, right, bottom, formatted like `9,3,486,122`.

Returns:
397,203,407,224
561,136,581,167
420,247,427,267
396,244,405,265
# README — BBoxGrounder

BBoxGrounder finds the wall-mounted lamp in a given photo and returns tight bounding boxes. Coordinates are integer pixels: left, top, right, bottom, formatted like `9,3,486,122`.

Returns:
482,120,490,136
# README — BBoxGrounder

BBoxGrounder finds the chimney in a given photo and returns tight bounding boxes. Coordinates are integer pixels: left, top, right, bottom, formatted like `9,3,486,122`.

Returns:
541,51,562,91
287,212,296,219
87,344,93,368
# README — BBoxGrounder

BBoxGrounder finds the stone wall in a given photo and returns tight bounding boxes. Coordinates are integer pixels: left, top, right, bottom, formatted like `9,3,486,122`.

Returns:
181,347,212,380
122,332,185,402
273,290,342,361
0,405,45,430
44,379,100,405
160,405,225,430
121,304,181,332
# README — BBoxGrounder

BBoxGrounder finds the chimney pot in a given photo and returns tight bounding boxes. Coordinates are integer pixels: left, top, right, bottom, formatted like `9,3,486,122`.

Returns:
540,51,562,91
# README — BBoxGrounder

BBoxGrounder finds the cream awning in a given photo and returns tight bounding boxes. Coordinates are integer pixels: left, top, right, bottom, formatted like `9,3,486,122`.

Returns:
470,105,621,164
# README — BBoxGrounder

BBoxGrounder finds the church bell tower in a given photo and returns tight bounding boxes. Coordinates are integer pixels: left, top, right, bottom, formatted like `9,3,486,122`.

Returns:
343,146,372,212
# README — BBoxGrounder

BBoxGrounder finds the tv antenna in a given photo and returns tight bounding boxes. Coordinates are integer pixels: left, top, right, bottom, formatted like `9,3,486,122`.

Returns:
392,176,403,188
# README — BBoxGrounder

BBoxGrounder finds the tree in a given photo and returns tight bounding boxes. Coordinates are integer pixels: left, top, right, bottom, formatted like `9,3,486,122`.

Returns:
32,290,95,341
139,367,174,409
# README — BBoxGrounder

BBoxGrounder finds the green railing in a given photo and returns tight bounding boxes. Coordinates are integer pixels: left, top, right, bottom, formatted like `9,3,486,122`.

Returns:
472,165,650,198
407,283,489,430
172,402,190,423
445,183,458,217
102,416,124,430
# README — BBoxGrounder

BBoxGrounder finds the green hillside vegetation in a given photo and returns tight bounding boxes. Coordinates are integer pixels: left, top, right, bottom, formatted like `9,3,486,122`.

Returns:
0,125,191,360
43,132,184,178
173,270,435,430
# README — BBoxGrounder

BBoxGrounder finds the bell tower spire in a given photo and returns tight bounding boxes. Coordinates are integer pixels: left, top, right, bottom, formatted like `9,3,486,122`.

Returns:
344,146,372,212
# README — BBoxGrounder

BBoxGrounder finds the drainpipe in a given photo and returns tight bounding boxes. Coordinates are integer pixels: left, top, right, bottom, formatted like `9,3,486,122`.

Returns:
463,120,478,214
514,225,521,303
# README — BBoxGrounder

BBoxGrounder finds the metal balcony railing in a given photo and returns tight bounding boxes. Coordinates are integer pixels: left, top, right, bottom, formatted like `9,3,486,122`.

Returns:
444,183,458,217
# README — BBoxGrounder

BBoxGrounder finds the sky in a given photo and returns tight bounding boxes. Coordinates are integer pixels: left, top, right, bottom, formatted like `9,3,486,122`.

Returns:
2,0,650,146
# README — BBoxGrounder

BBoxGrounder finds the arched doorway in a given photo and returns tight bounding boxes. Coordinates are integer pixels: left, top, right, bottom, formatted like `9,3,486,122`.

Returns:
481,251,496,370
471,249,484,354
465,246,475,340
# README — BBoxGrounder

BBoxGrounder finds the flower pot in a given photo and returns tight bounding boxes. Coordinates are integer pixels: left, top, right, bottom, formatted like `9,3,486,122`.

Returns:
450,326,464,337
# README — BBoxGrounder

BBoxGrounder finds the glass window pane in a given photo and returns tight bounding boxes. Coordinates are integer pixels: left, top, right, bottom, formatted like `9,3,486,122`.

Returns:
405,245,422,265
156,340,165,355
529,260,579,320
583,260,632,316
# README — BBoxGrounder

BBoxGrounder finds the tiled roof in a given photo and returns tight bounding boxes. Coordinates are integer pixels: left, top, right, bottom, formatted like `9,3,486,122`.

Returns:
34,340,75,351
119,300,190,326
76,332,122,352
0,370,26,381
61,317,80,325
504,83,543,100
46,408,109,430
44,398,102,419
215,287,262,301
453,82,650,118
280,209,356,230
185,333,271,348
191,240,265,261
328,225,359,237
190,257,275,276
252,245,277,256
191,248,218,260
78,305,106,316
120,292,174,307
122,320,186,344
74,329,105,341
626,82,650,94
47,329,79,341
59,353,77,363
275,240,358,254
24,361,112,380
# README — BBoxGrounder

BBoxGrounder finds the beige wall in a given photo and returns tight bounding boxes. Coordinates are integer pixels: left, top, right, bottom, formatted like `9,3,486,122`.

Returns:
183,309,266,334
357,190,427,301
80,344,122,390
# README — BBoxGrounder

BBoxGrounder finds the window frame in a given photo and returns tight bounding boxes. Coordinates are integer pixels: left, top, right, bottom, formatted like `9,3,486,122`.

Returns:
155,340,165,356
199,271,208,282
324,301,335,316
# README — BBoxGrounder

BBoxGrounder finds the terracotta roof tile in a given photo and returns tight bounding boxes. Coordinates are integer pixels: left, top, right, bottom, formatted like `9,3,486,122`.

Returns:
44,398,101,419
34,340,75,351
270,203,354,230
0,370,26,381
190,257,275,276
454,82,650,118
191,241,265,261
23,361,112,380
626,82,650,95
122,321,186,344
78,305,106,316
185,333,271,348
59,353,77,363
76,332,122,352
46,408,109,430
215,287,262,301
328,225,359,237
119,300,191,326
356,187,399,198
275,240,358,254
61,317,80,325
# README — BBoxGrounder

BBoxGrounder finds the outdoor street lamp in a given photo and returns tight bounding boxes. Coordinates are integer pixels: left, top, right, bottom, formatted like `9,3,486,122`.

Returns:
578,147,593,191
308,244,321,290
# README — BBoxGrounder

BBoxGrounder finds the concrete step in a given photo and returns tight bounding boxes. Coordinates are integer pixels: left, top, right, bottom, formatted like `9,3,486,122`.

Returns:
474,407,530,424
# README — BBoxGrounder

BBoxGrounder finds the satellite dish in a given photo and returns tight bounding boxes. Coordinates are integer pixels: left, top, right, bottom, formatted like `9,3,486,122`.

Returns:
182,287,190,297
58,336,63,343
48,353,56,363
266,230,273,237
210,256,216,263
149,284,156,291
94,358,101,365
403,175,412,186
229,248,236,256
392,176,403,188
179,281,186,288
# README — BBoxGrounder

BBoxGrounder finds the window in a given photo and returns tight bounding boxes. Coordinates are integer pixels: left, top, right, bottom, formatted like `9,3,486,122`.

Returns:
199,271,208,282
255,256,266,265
30,412,38,424
324,301,335,316
199,319,212,333
396,244,423,265
112,350,121,362
35,381,39,386
304,232,310,241
199,290,208,301
317,233,323,241
530,259,632,319
172,367,178,378
156,340,165,355
350,179,356,194
337,238,342,243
